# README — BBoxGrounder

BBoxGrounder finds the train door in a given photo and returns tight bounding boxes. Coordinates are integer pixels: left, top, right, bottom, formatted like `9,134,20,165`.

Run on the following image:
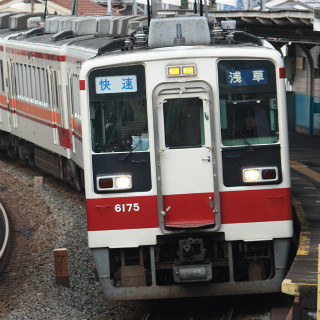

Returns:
154,82,220,230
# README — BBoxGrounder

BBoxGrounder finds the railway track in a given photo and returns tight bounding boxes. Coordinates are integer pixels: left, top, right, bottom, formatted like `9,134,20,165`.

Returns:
0,161,34,314
0,201,9,262
142,293,291,319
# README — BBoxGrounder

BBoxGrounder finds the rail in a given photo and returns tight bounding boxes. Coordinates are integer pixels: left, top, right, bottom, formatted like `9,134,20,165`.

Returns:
0,201,9,260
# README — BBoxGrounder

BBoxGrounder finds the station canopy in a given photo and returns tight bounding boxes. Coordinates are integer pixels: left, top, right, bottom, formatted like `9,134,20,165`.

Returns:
158,8,320,44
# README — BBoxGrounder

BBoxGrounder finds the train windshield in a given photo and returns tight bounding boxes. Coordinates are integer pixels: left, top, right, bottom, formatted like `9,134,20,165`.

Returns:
218,60,279,146
88,65,147,153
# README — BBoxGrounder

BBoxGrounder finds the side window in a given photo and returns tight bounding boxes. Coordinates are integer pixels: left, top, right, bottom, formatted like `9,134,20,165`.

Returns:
33,67,39,104
14,63,20,97
72,74,80,119
39,68,44,105
26,65,32,102
51,70,58,108
36,67,41,104
14,64,19,97
44,69,49,107
17,64,21,98
30,66,36,102
0,60,4,93
69,75,74,115
39,68,49,107
22,64,27,100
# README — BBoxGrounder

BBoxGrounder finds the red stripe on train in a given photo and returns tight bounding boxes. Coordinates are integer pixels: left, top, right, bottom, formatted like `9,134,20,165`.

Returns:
6,47,66,61
86,196,159,231
86,188,292,231
220,188,292,224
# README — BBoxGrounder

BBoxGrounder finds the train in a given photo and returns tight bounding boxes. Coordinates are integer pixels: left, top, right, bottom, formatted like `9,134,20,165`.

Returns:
0,10,293,300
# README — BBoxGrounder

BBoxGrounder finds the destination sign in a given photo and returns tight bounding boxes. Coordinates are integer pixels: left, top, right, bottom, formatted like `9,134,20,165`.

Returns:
226,68,268,86
95,75,137,94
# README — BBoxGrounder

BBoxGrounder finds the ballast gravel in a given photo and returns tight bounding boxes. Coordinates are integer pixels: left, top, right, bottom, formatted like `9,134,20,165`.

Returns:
0,160,147,320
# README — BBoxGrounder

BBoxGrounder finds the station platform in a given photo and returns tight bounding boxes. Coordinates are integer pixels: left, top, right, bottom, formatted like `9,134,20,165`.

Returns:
282,132,320,312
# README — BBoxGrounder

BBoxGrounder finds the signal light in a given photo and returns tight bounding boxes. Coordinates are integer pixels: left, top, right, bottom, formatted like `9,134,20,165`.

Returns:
182,66,195,75
167,65,196,77
168,67,181,76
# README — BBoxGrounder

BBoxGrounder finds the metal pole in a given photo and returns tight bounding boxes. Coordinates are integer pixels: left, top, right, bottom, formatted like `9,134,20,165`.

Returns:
147,0,151,26
44,0,48,19
108,0,112,15
203,0,208,19
72,0,78,15
151,0,157,18
133,0,137,15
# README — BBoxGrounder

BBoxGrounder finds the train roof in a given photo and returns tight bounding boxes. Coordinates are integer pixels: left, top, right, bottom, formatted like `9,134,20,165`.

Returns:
0,29,22,39
8,32,95,47
0,13,266,58
66,36,118,51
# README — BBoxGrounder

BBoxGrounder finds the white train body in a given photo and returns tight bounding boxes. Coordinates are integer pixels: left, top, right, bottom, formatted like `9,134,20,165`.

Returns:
0,13,293,300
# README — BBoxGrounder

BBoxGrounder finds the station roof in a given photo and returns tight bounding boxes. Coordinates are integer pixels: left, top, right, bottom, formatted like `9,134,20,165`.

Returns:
210,9,316,44
160,9,320,45
0,0,107,16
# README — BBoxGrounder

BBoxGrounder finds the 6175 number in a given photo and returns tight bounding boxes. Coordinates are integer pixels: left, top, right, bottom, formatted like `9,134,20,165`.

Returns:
114,203,140,213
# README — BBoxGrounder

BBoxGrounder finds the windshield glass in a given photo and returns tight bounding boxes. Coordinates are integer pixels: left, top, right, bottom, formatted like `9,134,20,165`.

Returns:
218,60,279,146
90,99,148,153
88,65,147,153
163,97,204,148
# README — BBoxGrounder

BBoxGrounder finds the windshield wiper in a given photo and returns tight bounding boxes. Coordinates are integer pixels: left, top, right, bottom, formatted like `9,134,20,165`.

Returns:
120,138,143,162
232,125,255,152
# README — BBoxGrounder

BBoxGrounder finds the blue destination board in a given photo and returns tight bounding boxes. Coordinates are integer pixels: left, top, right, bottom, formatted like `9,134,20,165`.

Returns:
95,75,137,94
226,68,268,86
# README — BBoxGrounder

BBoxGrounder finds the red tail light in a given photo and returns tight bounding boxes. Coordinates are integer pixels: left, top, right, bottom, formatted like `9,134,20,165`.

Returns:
262,169,277,180
98,178,113,189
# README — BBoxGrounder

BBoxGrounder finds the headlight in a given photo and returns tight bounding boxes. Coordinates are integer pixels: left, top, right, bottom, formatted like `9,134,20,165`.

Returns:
243,169,260,182
115,176,132,189
242,167,278,183
97,174,132,191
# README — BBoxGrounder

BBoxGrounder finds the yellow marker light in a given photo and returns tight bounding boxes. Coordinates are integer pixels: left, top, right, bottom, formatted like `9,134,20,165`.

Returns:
168,67,181,76
243,169,260,182
182,66,195,75
115,176,132,189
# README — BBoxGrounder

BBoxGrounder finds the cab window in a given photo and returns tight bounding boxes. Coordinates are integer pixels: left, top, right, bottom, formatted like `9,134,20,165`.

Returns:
218,60,279,146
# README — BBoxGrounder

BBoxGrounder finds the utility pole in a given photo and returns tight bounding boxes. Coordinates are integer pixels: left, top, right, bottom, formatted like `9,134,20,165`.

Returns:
108,0,112,15
72,0,78,15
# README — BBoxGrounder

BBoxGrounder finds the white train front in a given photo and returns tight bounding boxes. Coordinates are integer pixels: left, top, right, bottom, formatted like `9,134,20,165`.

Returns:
0,13,293,300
